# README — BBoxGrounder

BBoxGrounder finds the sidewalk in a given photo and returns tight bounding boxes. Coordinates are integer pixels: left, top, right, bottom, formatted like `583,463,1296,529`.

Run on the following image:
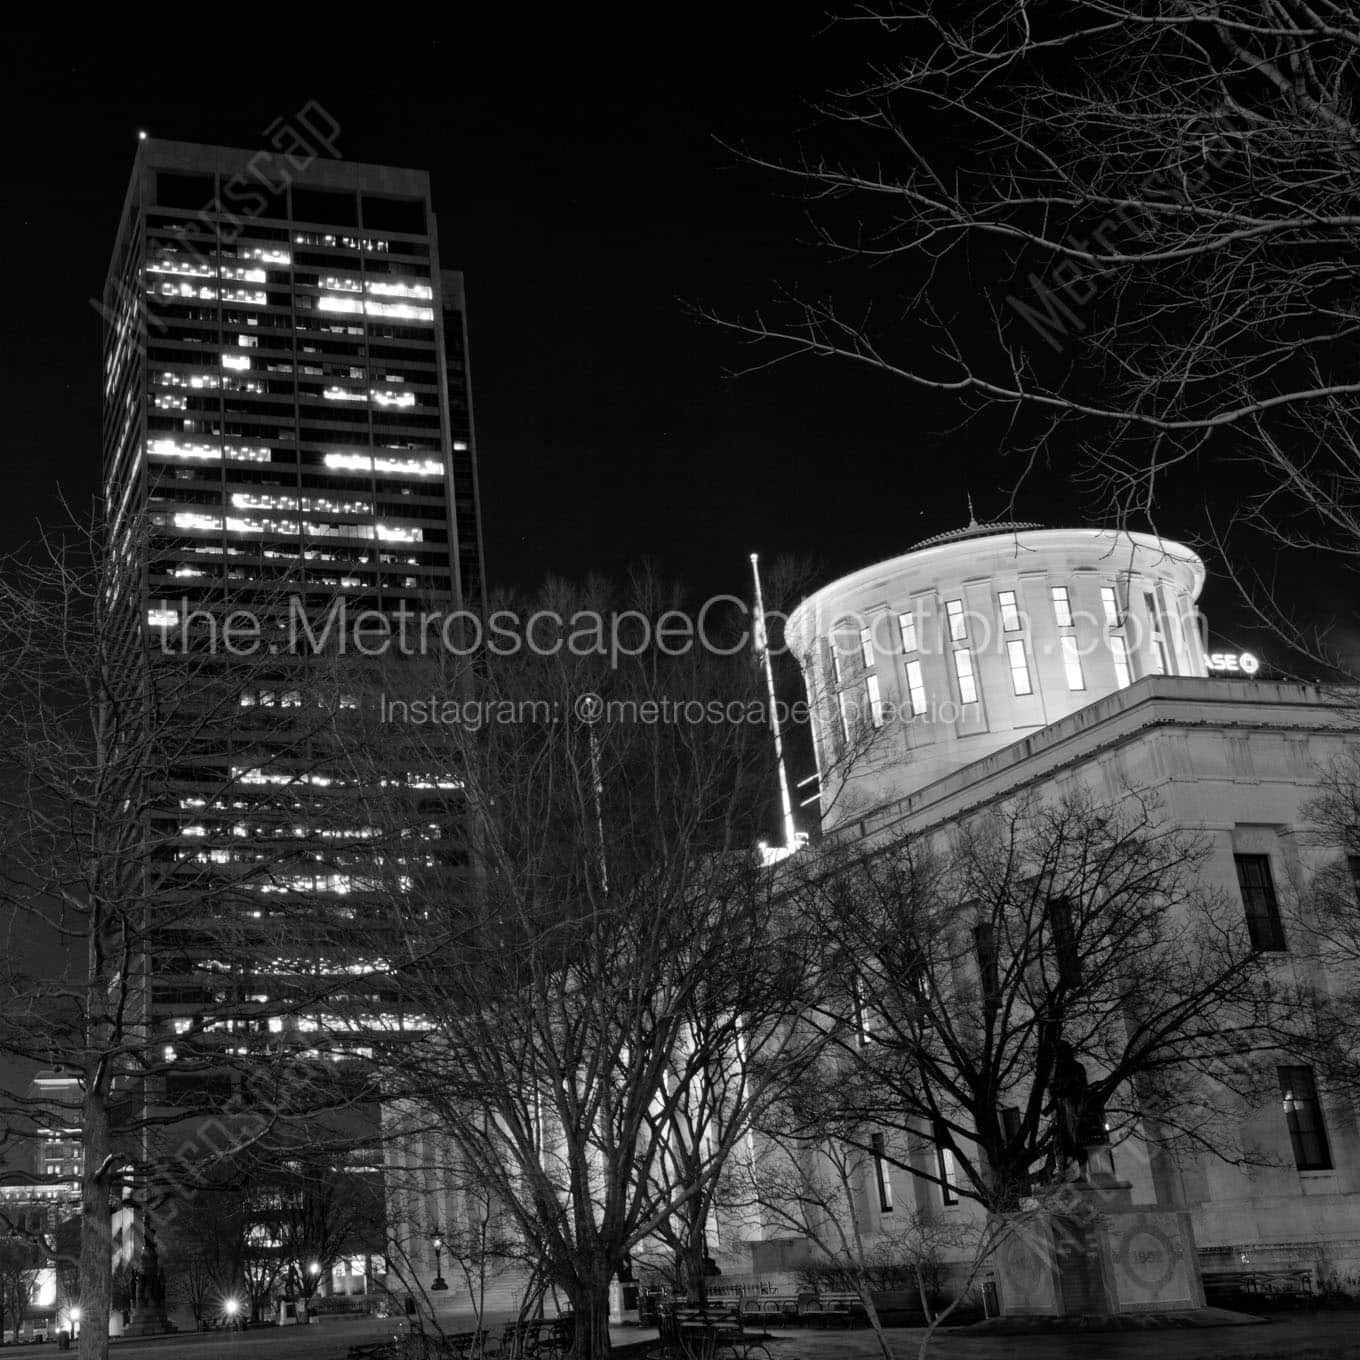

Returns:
756,1310,1360,1359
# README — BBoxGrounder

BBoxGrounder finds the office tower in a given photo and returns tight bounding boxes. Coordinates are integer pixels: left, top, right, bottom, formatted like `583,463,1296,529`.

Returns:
100,140,483,1076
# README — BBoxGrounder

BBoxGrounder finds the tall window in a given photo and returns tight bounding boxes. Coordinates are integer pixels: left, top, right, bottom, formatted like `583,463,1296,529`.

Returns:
827,640,843,687
1234,853,1287,951
852,973,874,1046
836,691,853,745
998,590,1022,632
1047,895,1082,987
1349,854,1360,904
871,1133,894,1212
953,648,978,704
974,922,999,1004
898,610,917,654
859,626,875,671
933,1123,959,1205
1051,585,1073,628
904,659,926,717
945,599,967,641
1006,639,1033,696
1100,585,1122,628
1060,635,1085,691
1110,635,1132,688
865,674,884,728
1278,1066,1332,1170
1144,590,1170,674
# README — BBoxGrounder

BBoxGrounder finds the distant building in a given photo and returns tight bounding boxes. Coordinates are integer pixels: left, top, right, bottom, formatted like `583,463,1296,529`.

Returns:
101,138,485,1059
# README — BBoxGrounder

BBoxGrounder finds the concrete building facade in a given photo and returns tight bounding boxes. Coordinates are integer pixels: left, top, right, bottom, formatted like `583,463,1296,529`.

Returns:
774,522,1360,1297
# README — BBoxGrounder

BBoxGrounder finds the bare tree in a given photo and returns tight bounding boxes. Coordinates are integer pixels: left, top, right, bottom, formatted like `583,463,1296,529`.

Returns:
727,1095,902,1360
0,1237,41,1342
366,577,826,1359
793,790,1273,1211
716,2,1360,660
0,519,388,1359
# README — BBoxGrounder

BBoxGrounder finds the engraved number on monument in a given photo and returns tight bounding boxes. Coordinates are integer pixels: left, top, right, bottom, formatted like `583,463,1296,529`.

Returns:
1115,1221,1181,1295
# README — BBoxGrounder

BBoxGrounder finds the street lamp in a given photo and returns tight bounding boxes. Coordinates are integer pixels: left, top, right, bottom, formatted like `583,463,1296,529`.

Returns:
431,1232,448,1291
69,1307,81,1338
224,1297,241,1330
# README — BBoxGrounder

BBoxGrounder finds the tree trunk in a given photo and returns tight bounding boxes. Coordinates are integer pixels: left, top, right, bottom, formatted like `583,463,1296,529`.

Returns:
857,1281,892,1360
568,1277,612,1360
78,1085,112,1360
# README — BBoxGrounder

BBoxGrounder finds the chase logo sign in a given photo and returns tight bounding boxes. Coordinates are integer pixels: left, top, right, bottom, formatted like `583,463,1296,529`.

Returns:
1205,651,1260,676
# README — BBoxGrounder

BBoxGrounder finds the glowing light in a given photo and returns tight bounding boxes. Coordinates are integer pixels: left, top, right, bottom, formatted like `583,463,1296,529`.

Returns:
149,438,219,462
324,451,442,477
146,608,179,628
1206,651,1261,676
221,353,251,372
365,300,434,322
366,280,433,300
372,389,415,408
172,512,223,532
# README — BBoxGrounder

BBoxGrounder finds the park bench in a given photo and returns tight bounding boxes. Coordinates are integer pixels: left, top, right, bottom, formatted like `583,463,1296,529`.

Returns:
794,1292,869,1328
656,1304,771,1360
495,1316,575,1358
1203,1267,1314,1308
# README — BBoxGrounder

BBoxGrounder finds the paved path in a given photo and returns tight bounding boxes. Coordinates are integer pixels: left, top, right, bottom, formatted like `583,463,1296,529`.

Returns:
89,1311,1360,1358
759,1312,1360,1359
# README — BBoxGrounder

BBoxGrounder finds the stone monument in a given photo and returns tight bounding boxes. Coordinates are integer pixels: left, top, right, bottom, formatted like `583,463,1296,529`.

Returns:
992,1046,1206,1319
122,1221,173,1337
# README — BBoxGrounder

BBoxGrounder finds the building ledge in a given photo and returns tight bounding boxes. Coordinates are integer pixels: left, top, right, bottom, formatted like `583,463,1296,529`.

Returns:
831,677,1356,842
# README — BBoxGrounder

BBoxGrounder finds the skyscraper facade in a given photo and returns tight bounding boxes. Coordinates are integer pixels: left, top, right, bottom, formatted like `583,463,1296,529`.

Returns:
100,139,483,1068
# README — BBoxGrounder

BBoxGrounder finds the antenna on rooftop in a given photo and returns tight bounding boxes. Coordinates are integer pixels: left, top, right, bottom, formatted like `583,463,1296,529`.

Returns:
750,553,798,853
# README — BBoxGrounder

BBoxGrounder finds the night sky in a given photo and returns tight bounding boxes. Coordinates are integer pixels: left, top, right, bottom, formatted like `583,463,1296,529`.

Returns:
0,12,1302,657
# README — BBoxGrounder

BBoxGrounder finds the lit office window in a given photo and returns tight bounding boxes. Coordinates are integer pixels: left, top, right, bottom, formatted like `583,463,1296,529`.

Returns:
1006,639,1033,696
871,1133,894,1212
1061,635,1085,691
859,626,875,671
865,675,884,728
1100,586,1122,628
898,611,918,655
998,590,1022,632
1110,635,1132,688
1235,854,1287,952
945,599,967,642
1051,586,1074,628
904,660,926,717
953,649,978,704
1278,1066,1332,1170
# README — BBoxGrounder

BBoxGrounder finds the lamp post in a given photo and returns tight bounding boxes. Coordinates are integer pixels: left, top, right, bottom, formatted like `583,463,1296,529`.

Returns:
431,1232,448,1291
69,1307,81,1339
224,1297,240,1331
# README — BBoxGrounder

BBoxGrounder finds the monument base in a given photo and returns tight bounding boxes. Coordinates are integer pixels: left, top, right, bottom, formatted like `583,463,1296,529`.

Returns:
122,1304,173,1337
992,1173,1206,1318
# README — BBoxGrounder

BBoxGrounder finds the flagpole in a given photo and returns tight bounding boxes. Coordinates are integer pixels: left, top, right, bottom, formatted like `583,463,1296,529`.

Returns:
749,553,798,852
